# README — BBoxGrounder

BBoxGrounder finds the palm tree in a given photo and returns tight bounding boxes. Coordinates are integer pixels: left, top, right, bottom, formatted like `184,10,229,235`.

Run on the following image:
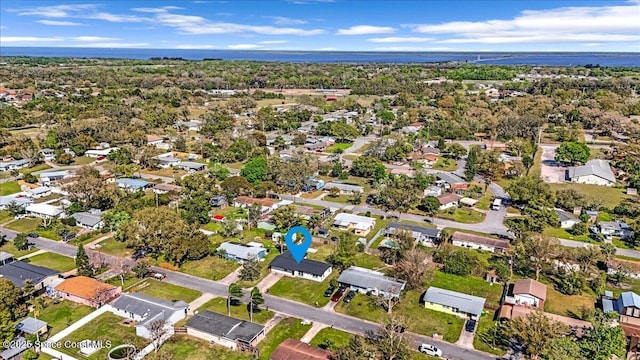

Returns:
227,283,243,316
249,287,264,323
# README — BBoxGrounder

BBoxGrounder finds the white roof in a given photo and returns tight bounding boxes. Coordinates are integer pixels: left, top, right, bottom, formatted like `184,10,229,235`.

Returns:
568,159,615,183
25,203,64,217
460,197,479,206
85,147,117,156
333,213,375,230
28,187,51,196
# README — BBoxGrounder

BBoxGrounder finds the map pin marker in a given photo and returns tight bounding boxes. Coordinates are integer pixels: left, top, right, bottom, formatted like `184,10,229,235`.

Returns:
285,226,312,264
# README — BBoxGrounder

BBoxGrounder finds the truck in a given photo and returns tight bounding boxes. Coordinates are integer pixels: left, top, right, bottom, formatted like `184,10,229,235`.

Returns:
491,198,502,211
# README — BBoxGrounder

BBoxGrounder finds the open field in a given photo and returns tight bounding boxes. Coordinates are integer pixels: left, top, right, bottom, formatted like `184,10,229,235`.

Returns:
26,252,76,272
179,256,240,281
128,279,202,303
0,181,20,195
549,183,628,209
268,273,336,308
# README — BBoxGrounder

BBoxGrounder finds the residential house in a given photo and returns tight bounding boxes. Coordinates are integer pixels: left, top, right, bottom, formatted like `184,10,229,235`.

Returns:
0,252,14,266
270,339,332,360
27,186,52,199
54,276,121,307
332,213,376,236
0,196,33,210
0,336,30,360
0,158,31,172
175,120,202,132
500,305,592,336
505,279,547,308
109,293,188,339
156,154,181,168
25,203,64,219
482,142,508,152
437,193,461,210
436,172,468,191
422,287,486,320
602,291,640,344
177,161,206,172
293,205,330,220
337,266,406,298
385,222,441,246
234,196,278,215
71,210,104,230
423,186,442,197
600,221,633,239
39,170,73,184
116,178,153,192
146,135,164,147
15,317,48,336
39,148,56,161
566,159,616,186
391,168,415,177
0,260,59,289
186,310,265,350
451,231,510,253
218,242,267,263
269,252,333,282
152,183,182,195
459,197,479,207
555,209,581,229
323,182,364,195
210,195,227,207
85,147,118,158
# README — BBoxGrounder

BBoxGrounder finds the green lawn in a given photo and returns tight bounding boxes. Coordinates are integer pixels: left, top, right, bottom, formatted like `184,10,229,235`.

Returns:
147,336,252,360
0,210,13,223
433,158,457,171
325,194,360,204
26,252,76,272
475,193,493,210
20,164,51,175
196,297,275,325
473,312,508,356
542,226,591,242
0,241,37,258
268,274,335,308
325,142,352,154
71,156,95,165
437,208,485,224
258,317,312,360
106,272,146,290
543,285,596,318
25,299,94,335
60,312,147,359
549,183,628,209
96,238,132,257
179,256,240,281
309,327,353,350
353,252,387,270
129,279,202,303
0,181,21,195
428,271,504,308
5,218,41,233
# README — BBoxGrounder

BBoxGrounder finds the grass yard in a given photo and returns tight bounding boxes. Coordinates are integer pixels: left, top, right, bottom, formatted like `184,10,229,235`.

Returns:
20,164,51,175
5,217,41,233
437,207,485,224
140,167,187,179
301,190,324,199
147,336,252,360
0,181,21,195
106,272,146,290
26,299,94,335
196,297,275,325
325,142,352,154
429,271,504,308
258,317,312,360
353,252,387,270
129,279,202,303
325,194,360,204
543,285,596,318
549,183,628,209
26,252,76,272
268,274,336,308
309,327,353,350
475,193,493,210
473,312,508,356
0,210,13,223
542,226,591,242
432,158,458,171
71,156,95,165
96,238,132,257
0,241,37,258
236,250,279,288
179,256,240,281
60,312,147,359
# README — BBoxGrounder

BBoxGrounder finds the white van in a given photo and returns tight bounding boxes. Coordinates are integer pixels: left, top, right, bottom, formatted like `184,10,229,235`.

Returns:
491,198,501,211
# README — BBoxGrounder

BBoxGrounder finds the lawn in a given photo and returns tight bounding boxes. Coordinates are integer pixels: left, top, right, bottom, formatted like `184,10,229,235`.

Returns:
71,156,95,165
236,250,279,288
5,217,41,233
26,299,94,335
325,194,360,204
179,256,240,281
106,272,146,290
473,312,508,356
20,164,51,175
310,327,353,350
196,297,275,325
0,210,12,223
542,226,591,242
26,252,76,272
543,285,596,318
140,167,187,179
428,271,504,309
437,207,485,224
300,190,324,199
268,274,336,308
475,193,493,211
258,317,312,360
96,238,132,257
0,181,21,195
147,336,252,360
0,241,37,258
129,279,202,303
60,312,147,359
353,253,387,270
549,183,628,209
432,158,458,171
325,142,352,154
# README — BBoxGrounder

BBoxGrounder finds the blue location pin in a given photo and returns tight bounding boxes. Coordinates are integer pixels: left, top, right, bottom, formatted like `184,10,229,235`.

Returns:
285,226,312,264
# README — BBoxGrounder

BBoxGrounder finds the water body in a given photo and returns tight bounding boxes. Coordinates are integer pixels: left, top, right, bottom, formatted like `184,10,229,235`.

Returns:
1,47,639,66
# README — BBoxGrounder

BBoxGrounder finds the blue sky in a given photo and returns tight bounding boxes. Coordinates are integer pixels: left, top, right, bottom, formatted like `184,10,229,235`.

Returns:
1,0,639,51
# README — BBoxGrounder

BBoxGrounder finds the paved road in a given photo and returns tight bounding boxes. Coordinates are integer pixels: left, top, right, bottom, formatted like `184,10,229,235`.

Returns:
559,238,640,258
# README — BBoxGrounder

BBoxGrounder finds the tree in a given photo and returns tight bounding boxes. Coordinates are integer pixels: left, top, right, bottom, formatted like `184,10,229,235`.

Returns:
227,283,243,316
0,279,22,319
506,176,553,205
331,122,360,142
580,311,626,360
133,259,150,278
271,205,299,231
376,175,420,215
441,250,477,276
241,156,267,185
246,203,262,230
65,166,117,210
327,233,358,271
239,258,261,282
350,155,386,180
174,135,186,152
544,337,585,360
249,287,264,323
179,197,211,225
333,336,367,360
22,349,38,360
465,145,478,180
76,244,93,277
147,319,169,352
518,234,560,280
447,143,467,159
14,233,29,251
6,200,26,217
394,248,431,290
505,310,569,360
0,309,14,344
220,176,252,198
419,196,441,222
369,318,411,360
22,279,35,299
555,142,590,165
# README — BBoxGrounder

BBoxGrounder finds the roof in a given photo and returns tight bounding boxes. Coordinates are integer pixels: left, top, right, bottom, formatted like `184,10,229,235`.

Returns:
460,197,479,206
386,222,440,239
0,252,14,263
72,211,103,227
186,310,264,343
568,159,615,183
146,134,163,142
437,193,461,205
555,209,579,223
436,172,467,185
600,221,622,230
28,186,51,195
452,231,510,249
0,196,33,207
0,261,59,287
219,242,266,261
153,183,182,192
0,336,28,359
25,203,64,217
178,161,206,170
40,170,71,178
54,276,117,300
269,252,332,276
337,266,405,296
616,292,640,312
116,178,152,189
15,317,48,334
270,339,332,360
422,287,486,316
111,293,188,327
513,279,547,301
324,182,364,192
333,213,375,230
235,196,276,207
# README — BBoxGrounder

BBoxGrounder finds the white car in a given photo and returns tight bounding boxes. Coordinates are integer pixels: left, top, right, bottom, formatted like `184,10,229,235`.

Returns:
419,343,443,357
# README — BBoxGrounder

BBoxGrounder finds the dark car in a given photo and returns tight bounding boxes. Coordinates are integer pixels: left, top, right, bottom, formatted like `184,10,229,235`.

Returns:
465,319,477,333
132,248,150,260
423,218,432,223
62,233,76,242
386,324,406,333
324,286,335,297
27,233,39,238
331,289,346,302
343,290,356,303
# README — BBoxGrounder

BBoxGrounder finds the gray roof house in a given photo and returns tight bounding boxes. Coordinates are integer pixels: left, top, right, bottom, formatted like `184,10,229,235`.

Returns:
15,317,48,335
186,310,265,349
177,161,206,172
0,251,15,266
0,336,29,360
385,222,441,246
218,242,267,263
109,293,188,339
269,252,333,282
71,210,104,229
337,266,406,298
0,196,33,210
555,209,581,229
567,159,616,186
422,287,486,320
324,182,364,194
0,261,59,288
116,178,153,192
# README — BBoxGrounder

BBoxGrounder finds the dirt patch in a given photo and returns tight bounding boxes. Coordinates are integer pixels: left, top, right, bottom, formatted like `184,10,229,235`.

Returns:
539,145,567,184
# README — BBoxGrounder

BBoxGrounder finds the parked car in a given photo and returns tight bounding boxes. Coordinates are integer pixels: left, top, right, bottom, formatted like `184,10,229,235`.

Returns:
385,323,406,333
27,233,39,238
150,271,166,280
465,319,477,332
324,286,335,297
62,233,76,242
343,290,356,303
331,288,346,302
132,247,151,260
423,218,432,223
419,343,442,357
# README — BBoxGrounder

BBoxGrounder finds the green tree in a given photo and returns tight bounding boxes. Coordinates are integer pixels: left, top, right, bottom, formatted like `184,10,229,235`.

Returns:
327,232,357,271
465,146,478,180
376,175,419,215
544,337,585,360
220,176,252,198
506,310,569,360
14,233,29,251
555,142,590,165
133,259,150,278
76,244,93,277
419,196,441,221
506,176,553,205
179,197,211,225
350,155,386,180
174,135,187,152
447,143,467,159
331,122,360,143
580,311,626,360
227,283,243,316
239,258,261,282
0,309,14,344
249,287,264,323
0,278,22,319
240,156,267,185
441,250,477,276
271,205,299,231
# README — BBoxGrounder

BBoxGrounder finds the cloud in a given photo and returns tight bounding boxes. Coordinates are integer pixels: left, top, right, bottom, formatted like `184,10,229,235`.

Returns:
438,33,640,44
337,25,396,35
72,36,119,42
36,20,84,26
86,12,147,22
174,44,217,49
373,46,455,51
368,37,434,43
70,42,150,48
228,44,263,50
1,36,64,42
266,16,308,25
16,4,96,18
259,40,288,44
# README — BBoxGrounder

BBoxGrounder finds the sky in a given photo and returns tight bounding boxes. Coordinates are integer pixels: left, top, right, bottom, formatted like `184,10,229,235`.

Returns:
1,0,639,52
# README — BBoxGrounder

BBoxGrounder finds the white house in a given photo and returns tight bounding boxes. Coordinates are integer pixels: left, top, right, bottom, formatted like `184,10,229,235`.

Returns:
555,209,581,229
451,231,510,253
437,194,461,210
39,148,56,161
506,279,547,308
324,182,364,194
0,159,31,172
71,210,104,230
218,242,267,263
566,159,616,186
337,266,406,299
109,293,188,339
25,203,64,219
0,196,33,210
269,252,333,282
156,153,181,168
385,222,441,247
39,170,74,184
85,147,118,158
600,221,633,239
146,135,164,147
175,120,202,132
26,186,52,199
333,213,376,236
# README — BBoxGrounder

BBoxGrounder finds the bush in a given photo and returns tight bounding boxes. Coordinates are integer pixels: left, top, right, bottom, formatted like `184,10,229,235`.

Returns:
568,222,588,235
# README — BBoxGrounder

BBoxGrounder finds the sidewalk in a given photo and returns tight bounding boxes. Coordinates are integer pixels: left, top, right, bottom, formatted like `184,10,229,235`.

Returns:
188,293,215,315
219,267,243,285
300,322,327,343
18,249,47,260
86,232,114,248
255,272,283,293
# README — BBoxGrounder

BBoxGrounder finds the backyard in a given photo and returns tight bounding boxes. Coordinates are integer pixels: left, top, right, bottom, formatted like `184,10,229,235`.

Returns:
428,271,504,308
325,142,352,154
437,208,485,224
542,226,591,242
309,327,353,350
258,317,311,360
147,336,252,360
179,255,240,281
26,299,94,335
0,181,20,195
20,164,52,175
549,183,628,209
543,285,596,318
195,297,275,325
95,238,132,257
0,241,38,258
26,252,76,272
128,279,202,303
268,274,337,308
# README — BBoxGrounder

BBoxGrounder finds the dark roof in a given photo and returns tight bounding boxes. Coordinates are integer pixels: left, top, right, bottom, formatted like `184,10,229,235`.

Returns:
269,252,332,276
270,339,332,360
111,293,188,328
436,172,467,185
186,310,264,343
0,261,59,287
386,222,440,238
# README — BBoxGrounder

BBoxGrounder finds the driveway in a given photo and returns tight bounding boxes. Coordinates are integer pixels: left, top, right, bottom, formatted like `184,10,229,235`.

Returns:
539,144,566,183
455,320,476,349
